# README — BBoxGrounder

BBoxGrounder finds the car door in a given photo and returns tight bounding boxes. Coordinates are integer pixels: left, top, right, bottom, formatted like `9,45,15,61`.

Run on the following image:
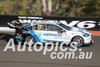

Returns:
45,24,68,42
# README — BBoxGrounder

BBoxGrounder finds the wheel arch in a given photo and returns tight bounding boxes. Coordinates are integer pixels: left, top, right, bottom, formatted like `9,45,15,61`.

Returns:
71,35,84,42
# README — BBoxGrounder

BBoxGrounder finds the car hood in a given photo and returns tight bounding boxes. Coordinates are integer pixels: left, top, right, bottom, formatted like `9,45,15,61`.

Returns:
70,27,90,35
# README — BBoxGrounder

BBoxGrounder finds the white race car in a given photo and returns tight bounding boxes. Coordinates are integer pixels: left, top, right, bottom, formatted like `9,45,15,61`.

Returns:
15,20,94,46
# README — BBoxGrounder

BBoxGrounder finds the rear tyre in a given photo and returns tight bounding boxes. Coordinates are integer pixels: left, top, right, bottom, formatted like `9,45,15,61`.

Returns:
25,36,36,46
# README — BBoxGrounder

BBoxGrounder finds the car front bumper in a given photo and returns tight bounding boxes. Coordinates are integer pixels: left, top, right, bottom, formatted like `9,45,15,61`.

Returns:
84,40,94,45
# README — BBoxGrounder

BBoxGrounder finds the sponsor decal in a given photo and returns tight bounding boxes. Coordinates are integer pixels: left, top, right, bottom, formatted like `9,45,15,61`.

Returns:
43,33,62,37
18,16,99,30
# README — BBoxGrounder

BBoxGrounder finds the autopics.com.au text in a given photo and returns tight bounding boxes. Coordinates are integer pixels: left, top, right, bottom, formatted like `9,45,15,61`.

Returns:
3,38,93,59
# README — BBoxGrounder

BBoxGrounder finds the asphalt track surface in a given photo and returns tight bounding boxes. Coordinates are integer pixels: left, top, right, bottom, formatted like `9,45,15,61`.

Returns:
0,32,100,67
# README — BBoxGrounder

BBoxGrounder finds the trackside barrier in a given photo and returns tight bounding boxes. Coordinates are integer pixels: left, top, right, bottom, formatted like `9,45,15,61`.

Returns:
0,15,100,35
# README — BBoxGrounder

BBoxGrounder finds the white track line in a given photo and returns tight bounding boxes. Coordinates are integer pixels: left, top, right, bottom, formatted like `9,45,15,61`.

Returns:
0,34,5,38
0,27,15,32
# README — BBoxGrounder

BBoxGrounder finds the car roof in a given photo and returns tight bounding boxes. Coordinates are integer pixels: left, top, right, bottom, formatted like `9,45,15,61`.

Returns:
31,20,57,25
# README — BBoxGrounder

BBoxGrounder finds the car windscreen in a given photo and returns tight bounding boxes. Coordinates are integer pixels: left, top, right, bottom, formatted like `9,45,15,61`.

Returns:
59,23,70,30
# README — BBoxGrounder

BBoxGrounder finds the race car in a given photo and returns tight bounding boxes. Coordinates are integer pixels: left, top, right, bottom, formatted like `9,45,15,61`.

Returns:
11,20,94,46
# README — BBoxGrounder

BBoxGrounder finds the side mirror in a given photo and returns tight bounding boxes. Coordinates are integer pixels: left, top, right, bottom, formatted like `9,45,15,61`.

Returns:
61,29,65,33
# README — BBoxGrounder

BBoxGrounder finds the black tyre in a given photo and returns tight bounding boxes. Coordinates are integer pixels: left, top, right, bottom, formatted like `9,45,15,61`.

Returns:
71,36,84,47
25,36,36,46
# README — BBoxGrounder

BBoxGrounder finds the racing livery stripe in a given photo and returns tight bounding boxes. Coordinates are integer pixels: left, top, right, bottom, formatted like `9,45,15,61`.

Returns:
29,30,41,42
26,25,41,42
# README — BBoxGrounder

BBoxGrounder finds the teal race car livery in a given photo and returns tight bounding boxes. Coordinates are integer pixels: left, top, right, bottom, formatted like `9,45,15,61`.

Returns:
10,20,94,46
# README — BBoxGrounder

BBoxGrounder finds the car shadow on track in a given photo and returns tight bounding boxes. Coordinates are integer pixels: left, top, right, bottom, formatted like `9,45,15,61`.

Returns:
0,33,14,42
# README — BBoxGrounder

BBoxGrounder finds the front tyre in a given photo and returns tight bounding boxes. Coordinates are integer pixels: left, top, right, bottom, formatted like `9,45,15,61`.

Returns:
72,36,84,47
